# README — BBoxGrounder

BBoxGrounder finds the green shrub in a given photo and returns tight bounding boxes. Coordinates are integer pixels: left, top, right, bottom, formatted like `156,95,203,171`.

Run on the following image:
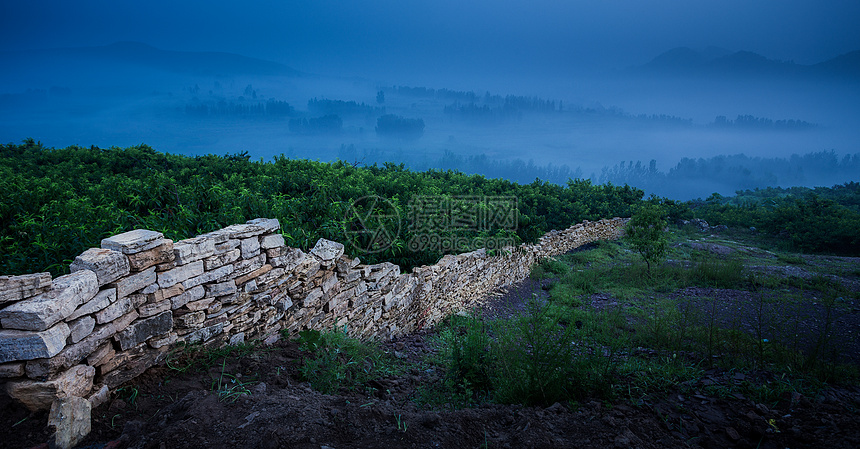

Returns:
296,328,399,394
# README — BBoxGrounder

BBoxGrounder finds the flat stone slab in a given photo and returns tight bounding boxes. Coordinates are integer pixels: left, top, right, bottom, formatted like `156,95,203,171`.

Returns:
0,323,70,363
6,364,95,411
0,272,52,304
0,270,98,331
115,311,173,351
101,229,166,254
311,238,345,261
70,248,130,286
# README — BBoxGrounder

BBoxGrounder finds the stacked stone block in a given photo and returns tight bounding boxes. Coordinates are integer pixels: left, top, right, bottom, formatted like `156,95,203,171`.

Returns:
0,216,627,448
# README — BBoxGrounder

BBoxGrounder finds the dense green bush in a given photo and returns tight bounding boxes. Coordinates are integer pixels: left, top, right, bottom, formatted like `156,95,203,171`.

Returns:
0,140,646,276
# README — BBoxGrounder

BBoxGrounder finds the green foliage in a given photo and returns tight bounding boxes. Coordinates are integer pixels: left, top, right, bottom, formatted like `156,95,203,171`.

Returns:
529,257,569,279
296,328,400,394
624,204,668,272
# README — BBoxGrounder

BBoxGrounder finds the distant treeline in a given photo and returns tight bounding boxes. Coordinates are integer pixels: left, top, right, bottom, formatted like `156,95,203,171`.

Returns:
598,151,860,200
184,99,294,117
375,114,425,139
712,115,816,130
308,98,384,117
289,115,343,134
389,86,478,102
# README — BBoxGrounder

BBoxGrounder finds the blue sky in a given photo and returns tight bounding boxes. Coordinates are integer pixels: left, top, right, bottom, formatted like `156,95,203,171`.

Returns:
2,1,858,79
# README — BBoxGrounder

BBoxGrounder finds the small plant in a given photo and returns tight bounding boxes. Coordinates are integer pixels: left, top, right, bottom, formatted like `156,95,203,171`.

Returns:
296,327,401,394
624,203,668,273
211,358,256,403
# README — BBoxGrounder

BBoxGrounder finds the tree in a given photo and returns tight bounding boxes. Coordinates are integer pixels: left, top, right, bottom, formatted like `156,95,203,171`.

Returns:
624,204,668,273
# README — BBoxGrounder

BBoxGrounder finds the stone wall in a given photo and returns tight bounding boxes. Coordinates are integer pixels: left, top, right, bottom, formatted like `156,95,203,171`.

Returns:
0,216,626,447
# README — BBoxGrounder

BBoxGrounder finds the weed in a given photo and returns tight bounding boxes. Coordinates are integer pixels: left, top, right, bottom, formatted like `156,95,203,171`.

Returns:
777,254,806,265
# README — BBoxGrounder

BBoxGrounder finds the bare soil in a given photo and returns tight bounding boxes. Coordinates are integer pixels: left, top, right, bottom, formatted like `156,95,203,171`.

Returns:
4,246,860,449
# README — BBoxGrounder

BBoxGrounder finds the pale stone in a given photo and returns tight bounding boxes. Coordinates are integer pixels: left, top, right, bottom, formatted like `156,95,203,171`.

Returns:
6,364,95,411
95,296,134,324
157,260,204,288
176,311,206,328
173,236,216,265
67,316,95,344
70,248,130,287
270,247,306,271
219,219,279,239
115,311,173,351
0,323,70,363
240,237,261,259
185,322,226,344
304,287,324,308
25,323,116,379
311,238,345,261
138,300,170,318
214,239,240,255
148,284,184,302
198,229,230,245
0,270,97,331
181,264,234,289
113,266,156,298
204,248,240,270
260,233,285,249
49,396,92,449
141,282,159,295
233,253,267,278
148,332,177,348
125,240,174,271
112,310,139,333
234,264,272,286
0,272,52,304
228,332,245,345
321,272,339,293
85,342,115,367
87,384,110,408
67,288,116,321
205,280,237,298
170,285,205,309
101,229,165,254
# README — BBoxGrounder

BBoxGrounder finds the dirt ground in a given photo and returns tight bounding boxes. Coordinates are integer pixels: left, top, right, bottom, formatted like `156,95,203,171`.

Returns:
3,248,860,449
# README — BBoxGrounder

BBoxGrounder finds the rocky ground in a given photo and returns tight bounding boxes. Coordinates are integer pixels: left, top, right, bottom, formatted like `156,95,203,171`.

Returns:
3,241,860,449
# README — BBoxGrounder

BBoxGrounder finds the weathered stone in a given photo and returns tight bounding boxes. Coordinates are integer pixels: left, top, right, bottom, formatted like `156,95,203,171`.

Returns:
240,237,261,260
112,310,139,333
126,240,175,271
176,310,206,328
70,248,130,287
100,345,168,388
205,280,237,298
95,296,134,324
170,285,205,309
0,270,98,331
311,238,345,261
270,247,306,271
101,229,166,254
295,257,321,280
148,332,177,348
185,322,226,344
6,364,95,411
198,230,230,245
228,332,245,345
25,323,116,379
204,248,241,270
67,316,95,344
115,311,173,351
214,239,241,255
185,298,215,312
234,264,273,286
148,283,184,302
88,384,110,408
219,219,279,239
182,264,235,290
0,361,25,378
85,342,114,367
321,272,339,294
157,260,204,289
304,287,324,308
141,282,159,295
173,236,216,265
138,300,170,318
0,272,52,304
49,396,92,449
260,233,285,249
113,266,156,298
0,323,70,363
67,288,116,321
